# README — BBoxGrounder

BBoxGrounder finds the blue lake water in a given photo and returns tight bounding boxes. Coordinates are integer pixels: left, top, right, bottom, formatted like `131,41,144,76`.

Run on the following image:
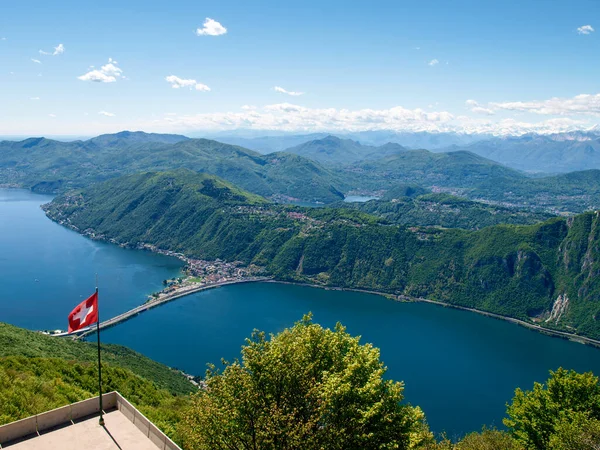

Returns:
0,189,183,330
344,195,380,202
2,188,600,438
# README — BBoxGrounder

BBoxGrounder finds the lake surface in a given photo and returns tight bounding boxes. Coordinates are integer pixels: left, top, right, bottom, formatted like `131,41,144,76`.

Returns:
0,189,183,330
344,195,380,202
2,188,600,437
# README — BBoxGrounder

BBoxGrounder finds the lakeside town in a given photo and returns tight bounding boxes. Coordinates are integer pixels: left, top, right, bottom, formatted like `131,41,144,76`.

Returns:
140,243,267,302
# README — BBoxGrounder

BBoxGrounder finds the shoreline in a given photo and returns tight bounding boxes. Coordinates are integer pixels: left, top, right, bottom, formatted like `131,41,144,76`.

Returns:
53,267,600,350
42,208,600,349
265,280,600,349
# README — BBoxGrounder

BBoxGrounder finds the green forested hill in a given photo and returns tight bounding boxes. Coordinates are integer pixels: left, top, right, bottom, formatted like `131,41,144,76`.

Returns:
349,149,523,187
0,323,195,395
0,356,190,441
284,135,408,164
339,193,554,230
88,130,189,147
45,171,600,340
346,150,600,212
4,130,600,211
0,323,194,442
0,133,345,203
468,169,600,212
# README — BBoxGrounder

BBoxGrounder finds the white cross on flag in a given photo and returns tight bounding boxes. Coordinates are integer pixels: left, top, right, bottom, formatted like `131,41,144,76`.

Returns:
68,292,98,333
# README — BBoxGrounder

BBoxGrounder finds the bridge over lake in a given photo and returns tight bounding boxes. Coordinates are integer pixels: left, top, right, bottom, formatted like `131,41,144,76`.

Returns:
52,277,272,339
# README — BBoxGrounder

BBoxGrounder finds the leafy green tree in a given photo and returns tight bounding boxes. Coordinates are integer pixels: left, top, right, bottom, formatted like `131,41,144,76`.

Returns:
548,412,600,450
455,428,522,450
504,368,600,449
180,314,432,450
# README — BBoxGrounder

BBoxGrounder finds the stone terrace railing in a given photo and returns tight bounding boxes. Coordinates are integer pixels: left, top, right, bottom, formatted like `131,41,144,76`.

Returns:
0,391,181,450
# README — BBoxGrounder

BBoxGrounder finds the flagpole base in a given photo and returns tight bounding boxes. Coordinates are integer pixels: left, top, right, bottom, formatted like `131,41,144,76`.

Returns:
99,416,105,426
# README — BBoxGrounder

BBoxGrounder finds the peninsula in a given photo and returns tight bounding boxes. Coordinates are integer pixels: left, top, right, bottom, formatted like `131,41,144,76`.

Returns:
43,169,600,343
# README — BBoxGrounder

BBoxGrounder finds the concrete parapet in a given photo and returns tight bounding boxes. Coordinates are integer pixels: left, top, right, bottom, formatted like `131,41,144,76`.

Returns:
115,394,180,450
0,416,37,445
0,391,181,449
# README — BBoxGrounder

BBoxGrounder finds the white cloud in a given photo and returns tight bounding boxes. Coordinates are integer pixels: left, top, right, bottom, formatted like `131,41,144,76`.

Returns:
428,59,439,66
98,111,115,117
466,93,600,116
577,25,594,35
78,70,115,83
471,106,495,115
489,93,600,115
241,105,257,110
30,97,40,100
150,103,456,133
144,102,599,137
274,86,304,96
78,58,123,83
1,37,6,41
195,18,227,36
31,59,42,64
39,43,65,56
465,99,495,115
165,75,211,91
48,114,56,118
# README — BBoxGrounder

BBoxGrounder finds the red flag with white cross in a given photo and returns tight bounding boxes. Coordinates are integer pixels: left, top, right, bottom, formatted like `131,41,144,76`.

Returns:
67,292,98,333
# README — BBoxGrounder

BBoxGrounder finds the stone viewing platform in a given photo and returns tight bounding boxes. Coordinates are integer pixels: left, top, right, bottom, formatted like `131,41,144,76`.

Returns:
0,392,181,449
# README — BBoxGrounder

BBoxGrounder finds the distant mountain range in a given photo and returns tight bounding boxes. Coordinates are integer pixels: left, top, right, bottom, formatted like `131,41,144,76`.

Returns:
3,130,600,212
207,130,488,153
211,129,600,174
0,132,346,203
345,149,600,212
7,128,600,174
445,131,600,173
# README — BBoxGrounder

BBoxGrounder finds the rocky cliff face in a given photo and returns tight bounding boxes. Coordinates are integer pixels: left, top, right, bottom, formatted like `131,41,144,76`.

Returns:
546,294,569,324
554,212,600,336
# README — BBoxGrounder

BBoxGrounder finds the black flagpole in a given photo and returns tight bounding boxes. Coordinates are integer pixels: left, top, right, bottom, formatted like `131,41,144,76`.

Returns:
96,274,104,426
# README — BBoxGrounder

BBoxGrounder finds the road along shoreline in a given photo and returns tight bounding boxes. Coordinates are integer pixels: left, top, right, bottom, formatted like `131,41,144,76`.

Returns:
56,276,600,349
265,280,600,349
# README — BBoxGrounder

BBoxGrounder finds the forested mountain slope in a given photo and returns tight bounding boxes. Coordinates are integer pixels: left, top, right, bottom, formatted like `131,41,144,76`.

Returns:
5,130,600,211
348,149,523,186
347,150,600,213
338,193,553,230
0,133,345,203
0,323,194,441
45,171,600,340
0,322,195,395
284,135,407,164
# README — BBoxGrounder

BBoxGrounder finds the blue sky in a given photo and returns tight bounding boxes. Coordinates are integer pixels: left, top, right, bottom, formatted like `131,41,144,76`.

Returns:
1,0,599,136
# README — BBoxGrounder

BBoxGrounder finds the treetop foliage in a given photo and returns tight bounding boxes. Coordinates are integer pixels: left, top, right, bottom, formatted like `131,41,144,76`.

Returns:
180,314,432,450
505,368,600,449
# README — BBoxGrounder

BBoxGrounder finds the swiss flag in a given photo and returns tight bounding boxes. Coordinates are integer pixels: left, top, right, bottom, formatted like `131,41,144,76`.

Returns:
68,292,98,333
